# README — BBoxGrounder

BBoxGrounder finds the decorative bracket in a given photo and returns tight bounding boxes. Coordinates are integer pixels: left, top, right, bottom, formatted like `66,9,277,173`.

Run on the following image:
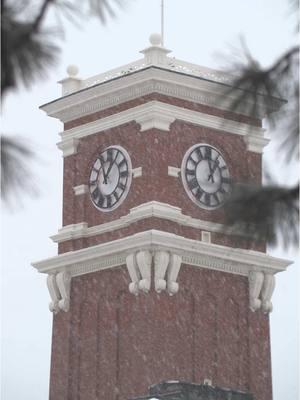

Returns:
47,271,71,313
248,271,275,314
126,250,182,296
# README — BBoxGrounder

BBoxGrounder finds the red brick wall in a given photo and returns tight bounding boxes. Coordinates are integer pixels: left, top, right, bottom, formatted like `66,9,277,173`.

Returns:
49,266,272,400
60,96,263,253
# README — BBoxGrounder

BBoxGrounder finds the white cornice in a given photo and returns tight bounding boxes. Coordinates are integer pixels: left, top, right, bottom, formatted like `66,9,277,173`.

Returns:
32,229,291,278
57,101,267,156
51,201,251,244
40,67,283,124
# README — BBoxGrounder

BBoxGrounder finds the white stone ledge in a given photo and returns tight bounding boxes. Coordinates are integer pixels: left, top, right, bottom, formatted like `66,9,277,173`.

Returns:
50,201,241,244
56,101,267,156
40,67,283,124
33,229,291,279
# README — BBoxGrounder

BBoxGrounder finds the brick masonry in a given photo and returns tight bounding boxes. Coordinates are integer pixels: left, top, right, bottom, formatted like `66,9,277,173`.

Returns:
49,266,272,400
50,92,271,400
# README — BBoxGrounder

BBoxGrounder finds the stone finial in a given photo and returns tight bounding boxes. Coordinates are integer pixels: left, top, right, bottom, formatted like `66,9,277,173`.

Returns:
149,33,162,46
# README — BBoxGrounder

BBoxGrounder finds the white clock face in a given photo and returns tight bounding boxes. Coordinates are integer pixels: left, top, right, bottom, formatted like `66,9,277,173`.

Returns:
181,144,231,209
89,146,132,212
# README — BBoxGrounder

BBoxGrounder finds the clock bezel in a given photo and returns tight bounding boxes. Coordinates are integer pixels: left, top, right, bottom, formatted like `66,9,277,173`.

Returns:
181,143,231,210
89,145,132,213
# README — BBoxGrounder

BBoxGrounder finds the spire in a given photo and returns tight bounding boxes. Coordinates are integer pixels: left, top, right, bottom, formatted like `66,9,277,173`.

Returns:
161,0,165,46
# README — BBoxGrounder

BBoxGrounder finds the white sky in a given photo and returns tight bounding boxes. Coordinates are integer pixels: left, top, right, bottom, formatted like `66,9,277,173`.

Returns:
1,1,299,399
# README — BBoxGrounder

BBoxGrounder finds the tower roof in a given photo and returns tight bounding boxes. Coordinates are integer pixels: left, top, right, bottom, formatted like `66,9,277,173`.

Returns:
40,34,284,123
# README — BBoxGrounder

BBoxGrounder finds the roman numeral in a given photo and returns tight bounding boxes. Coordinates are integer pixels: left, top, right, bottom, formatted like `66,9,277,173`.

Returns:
188,156,197,166
213,193,220,205
120,170,128,178
195,147,203,161
195,188,204,200
106,195,112,208
113,191,120,201
118,159,126,169
96,195,105,207
89,179,97,185
204,146,212,160
106,148,114,162
188,178,198,190
118,182,126,191
91,187,99,200
204,193,211,206
186,168,195,176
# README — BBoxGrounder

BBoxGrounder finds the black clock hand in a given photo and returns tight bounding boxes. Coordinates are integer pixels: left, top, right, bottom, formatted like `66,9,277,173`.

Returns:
105,150,120,180
207,160,215,183
207,156,220,182
99,156,108,184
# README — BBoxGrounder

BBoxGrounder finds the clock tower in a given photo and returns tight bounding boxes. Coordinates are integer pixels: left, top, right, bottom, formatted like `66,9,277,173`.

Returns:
33,34,290,400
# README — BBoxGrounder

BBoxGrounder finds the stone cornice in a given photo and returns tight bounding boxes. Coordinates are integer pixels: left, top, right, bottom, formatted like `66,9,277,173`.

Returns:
32,229,291,279
50,201,243,244
40,67,283,124
57,101,268,156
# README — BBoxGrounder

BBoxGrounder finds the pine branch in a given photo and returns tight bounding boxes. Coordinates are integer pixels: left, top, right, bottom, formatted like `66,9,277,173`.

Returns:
224,184,299,248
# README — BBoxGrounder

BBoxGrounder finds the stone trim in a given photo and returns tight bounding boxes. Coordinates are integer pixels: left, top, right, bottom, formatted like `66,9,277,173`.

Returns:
73,185,88,196
57,101,267,156
33,229,290,278
50,201,237,244
41,67,283,123
32,230,291,313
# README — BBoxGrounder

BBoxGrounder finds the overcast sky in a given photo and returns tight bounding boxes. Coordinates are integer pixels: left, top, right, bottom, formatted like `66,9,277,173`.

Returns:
1,1,299,399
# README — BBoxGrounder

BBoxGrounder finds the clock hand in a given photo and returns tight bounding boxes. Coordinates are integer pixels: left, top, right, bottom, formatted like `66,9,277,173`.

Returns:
207,160,215,183
207,156,220,183
99,156,108,184
105,150,120,180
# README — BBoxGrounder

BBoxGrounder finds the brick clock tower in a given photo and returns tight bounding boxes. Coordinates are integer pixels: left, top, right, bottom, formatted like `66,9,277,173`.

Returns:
33,34,290,400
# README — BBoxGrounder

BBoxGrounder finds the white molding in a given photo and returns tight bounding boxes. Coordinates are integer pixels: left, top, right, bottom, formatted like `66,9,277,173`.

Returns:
201,231,211,244
33,229,291,279
168,166,180,177
50,201,239,244
41,65,283,124
132,167,142,178
57,101,266,157
73,184,88,196
34,230,291,313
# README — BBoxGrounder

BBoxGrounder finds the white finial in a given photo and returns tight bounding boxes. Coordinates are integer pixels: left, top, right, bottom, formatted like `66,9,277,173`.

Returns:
66,64,79,77
149,33,162,46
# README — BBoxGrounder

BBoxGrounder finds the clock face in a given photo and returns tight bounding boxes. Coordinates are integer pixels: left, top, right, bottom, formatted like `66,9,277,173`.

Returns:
181,144,231,209
89,145,132,212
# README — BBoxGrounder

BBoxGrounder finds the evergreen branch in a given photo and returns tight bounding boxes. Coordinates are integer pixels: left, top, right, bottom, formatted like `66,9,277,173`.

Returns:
224,184,299,247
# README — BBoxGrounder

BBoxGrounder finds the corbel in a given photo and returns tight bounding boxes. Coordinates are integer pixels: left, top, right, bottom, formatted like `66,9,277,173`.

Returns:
136,251,152,293
56,271,71,312
248,271,264,312
47,274,60,313
261,274,275,313
154,251,170,293
126,253,141,295
167,254,182,295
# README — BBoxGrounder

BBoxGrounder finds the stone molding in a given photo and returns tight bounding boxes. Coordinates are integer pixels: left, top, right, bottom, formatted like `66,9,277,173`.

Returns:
41,66,283,124
168,166,181,177
73,184,88,196
32,230,291,313
50,201,240,244
57,101,267,156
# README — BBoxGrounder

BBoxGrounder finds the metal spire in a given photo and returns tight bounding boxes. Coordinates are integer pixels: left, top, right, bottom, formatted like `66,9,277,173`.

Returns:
161,0,165,46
